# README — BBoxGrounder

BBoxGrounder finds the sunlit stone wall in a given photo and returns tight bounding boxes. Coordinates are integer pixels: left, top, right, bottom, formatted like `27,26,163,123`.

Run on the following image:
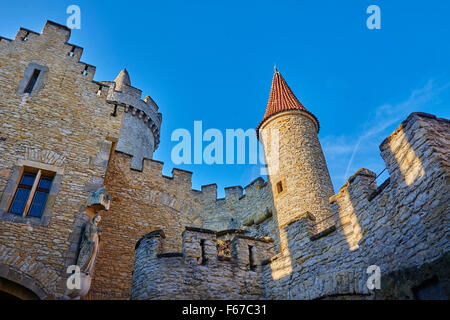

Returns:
262,113,450,299
0,21,122,299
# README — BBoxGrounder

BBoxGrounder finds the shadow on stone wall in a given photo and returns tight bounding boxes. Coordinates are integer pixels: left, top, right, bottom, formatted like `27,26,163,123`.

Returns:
262,113,450,300
375,251,450,299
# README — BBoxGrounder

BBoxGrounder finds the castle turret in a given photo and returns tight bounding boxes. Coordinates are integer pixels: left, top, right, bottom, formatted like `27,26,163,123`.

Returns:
106,69,162,171
114,68,131,91
257,68,334,251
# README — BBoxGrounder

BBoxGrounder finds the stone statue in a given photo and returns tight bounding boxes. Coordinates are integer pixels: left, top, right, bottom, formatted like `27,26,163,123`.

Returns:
77,214,102,275
66,214,102,299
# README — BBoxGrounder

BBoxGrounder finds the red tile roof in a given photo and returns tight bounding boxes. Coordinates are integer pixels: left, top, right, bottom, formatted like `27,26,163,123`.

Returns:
257,68,319,135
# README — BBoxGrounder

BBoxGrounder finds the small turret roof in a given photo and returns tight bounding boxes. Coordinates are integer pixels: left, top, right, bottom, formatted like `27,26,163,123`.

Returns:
257,68,319,134
114,68,131,87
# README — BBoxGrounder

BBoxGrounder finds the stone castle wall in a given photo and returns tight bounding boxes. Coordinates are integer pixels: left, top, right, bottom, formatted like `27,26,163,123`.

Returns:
0,21,122,299
88,150,277,299
131,227,274,300
0,21,278,300
262,112,450,299
0,21,448,301
131,112,449,300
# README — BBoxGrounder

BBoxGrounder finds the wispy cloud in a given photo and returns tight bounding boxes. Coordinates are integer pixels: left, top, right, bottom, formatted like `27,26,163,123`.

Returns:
323,79,449,189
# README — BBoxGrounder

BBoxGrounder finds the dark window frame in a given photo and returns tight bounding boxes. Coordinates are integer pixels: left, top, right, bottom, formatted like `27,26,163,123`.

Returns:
8,169,54,219
16,63,49,95
23,69,41,94
0,162,63,227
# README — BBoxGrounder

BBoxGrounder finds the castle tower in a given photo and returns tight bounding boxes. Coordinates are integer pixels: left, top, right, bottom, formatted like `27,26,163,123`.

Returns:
257,68,334,249
107,69,162,171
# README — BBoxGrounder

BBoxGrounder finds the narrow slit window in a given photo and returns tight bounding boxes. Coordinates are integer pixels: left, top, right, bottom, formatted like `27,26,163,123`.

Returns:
276,181,283,194
24,69,41,93
200,239,207,265
9,169,53,218
249,245,256,271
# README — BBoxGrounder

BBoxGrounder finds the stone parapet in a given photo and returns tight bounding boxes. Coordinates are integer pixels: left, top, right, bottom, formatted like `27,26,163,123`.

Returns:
131,227,274,299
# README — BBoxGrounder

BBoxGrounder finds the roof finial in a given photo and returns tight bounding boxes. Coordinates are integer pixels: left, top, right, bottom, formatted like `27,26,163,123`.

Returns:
274,65,278,74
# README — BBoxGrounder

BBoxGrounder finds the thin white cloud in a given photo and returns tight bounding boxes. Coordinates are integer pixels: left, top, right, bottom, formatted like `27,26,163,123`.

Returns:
323,79,449,188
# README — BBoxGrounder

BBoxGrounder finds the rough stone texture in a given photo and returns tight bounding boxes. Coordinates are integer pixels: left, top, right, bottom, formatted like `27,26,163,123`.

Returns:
199,179,277,244
131,228,274,300
0,21,122,299
262,113,450,299
131,113,449,300
88,151,277,299
102,71,162,171
259,110,335,255
1,21,449,301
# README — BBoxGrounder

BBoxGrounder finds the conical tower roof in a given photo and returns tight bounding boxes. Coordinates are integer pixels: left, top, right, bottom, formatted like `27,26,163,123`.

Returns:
257,68,319,134
114,68,131,87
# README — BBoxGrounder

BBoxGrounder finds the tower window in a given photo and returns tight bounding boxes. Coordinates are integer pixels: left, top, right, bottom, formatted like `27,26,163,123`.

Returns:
276,181,283,194
17,63,48,95
23,69,41,94
9,169,54,218
200,239,207,265
248,245,256,271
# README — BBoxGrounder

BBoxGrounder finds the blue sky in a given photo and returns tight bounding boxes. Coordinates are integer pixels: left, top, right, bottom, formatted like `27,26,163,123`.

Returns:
2,0,449,197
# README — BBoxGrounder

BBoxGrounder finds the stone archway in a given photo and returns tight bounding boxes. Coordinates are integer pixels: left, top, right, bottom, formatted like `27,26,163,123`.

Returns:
0,261,53,300
0,276,40,300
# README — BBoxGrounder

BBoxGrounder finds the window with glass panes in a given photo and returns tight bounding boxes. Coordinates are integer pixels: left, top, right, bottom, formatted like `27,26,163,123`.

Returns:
9,169,53,218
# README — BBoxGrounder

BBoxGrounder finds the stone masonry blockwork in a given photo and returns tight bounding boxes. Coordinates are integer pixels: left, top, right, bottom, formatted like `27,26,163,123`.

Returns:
130,113,449,300
0,20,448,300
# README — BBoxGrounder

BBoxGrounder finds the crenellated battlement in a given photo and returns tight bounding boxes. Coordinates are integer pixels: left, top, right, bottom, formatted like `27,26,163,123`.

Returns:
131,227,274,299
3,18,448,301
181,226,274,264
330,112,449,207
0,21,99,81
0,21,161,173
105,149,277,257
112,149,272,206
15,27,40,41
261,111,450,299
126,111,450,300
